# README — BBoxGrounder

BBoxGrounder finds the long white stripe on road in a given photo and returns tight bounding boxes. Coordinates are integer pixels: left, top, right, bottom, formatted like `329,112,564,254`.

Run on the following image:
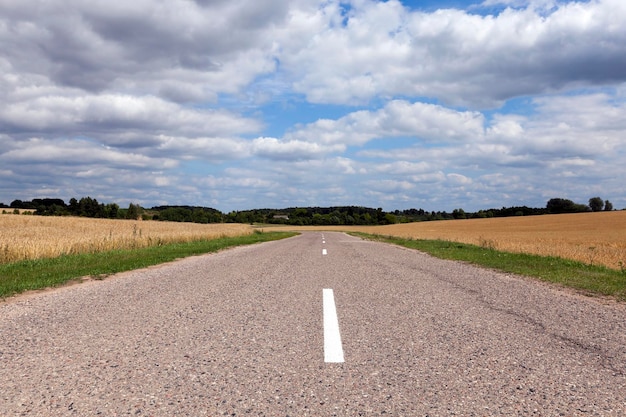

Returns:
323,289,345,363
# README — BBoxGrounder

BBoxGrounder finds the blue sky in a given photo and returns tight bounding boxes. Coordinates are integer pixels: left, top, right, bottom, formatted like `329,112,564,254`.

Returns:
1,0,625,212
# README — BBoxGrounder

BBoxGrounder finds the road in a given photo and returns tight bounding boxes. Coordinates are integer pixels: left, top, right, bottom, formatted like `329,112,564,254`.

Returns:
1,232,625,416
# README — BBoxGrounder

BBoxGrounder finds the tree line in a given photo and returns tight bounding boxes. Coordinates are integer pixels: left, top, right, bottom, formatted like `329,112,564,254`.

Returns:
2,197,142,219
1,196,617,225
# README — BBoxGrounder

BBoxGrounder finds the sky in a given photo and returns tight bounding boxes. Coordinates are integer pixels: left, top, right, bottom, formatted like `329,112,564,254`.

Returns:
1,0,625,213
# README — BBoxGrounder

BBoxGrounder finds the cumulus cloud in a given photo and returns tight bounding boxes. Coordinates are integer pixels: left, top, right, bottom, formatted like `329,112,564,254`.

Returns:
349,89,626,209
287,100,484,145
0,0,287,96
1,137,176,168
366,179,415,193
0,93,261,138
374,161,432,175
252,137,345,160
1,0,625,211
156,136,252,161
3,0,626,110
280,0,626,107
199,174,277,190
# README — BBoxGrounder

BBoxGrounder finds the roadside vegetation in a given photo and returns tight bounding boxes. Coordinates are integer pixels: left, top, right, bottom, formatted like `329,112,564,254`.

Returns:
356,233,626,301
0,216,252,264
2,194,623,300
272,211,626,271
365,211,626,271
0,231,296,299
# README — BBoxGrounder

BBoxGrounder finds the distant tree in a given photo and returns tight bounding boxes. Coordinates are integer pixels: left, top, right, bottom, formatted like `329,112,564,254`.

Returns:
191,209,210,224
328,214,341,225
589,197,604,212
452,208,467,219
32,198,65,208
546,198,588,214
103,203,120,219
126,203,142,220
604,200,614,211
310,213,323,225
157,207,181,222
384,213,398,224
291,208,308,218
35,204,67,216
376,207,386,223
68,198,79,214
76,197,104,217
473,210,488,218
32,198,68,216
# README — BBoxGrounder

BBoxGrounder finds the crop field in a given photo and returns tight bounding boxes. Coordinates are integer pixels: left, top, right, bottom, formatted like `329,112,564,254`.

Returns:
3,211,625,270
271,211,626,270
0,215,252,264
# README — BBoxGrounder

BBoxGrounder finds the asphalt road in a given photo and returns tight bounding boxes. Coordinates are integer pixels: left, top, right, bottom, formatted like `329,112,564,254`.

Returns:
1,232,625,416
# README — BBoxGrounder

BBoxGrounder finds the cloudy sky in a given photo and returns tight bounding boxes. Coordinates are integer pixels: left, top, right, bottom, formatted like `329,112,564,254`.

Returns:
1,0,625,212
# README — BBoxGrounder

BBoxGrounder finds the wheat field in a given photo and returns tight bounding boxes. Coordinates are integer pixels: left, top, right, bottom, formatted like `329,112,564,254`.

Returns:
270,211,626,270
0,215,252,264
3,211,625,270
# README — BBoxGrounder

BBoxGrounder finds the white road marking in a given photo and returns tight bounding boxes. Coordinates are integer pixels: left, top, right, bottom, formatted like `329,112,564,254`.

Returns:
323,289,345,363
322,248,327,255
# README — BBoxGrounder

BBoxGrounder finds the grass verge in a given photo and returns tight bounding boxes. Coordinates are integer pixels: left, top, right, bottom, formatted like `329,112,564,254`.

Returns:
0,231,297,299
354,233,626,301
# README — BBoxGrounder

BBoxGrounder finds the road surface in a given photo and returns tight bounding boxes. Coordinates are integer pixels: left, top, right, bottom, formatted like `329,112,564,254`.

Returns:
1,232,625,415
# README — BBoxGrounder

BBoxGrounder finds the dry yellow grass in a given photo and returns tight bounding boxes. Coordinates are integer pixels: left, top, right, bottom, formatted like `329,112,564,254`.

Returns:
270,211,626,270
1,208,35,215
4,211,625,269
0,215,252,264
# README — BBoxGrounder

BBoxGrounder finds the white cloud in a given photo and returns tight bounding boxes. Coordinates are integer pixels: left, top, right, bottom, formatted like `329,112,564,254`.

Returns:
447,173,473,185
342,89,626,210
479,0,558,10
288,100,484,146
4,0,626,111
157,136,251,161
1,0,626,211
0,93,261,138
279,0,626,107
497,94,626,160
199,174,277,190
251,137,345,160
0,0,288,97
366,179,415,192
487,115,526,138
375,161,432,175
0,137,177,169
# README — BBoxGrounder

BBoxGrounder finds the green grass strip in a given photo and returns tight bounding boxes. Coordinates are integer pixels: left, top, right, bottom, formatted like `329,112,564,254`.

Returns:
0,231,297,299
354,233,626,301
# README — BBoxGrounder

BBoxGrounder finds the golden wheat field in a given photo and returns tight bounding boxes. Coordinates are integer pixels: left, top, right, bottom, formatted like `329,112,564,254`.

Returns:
271,211,626,270
0,215,253,264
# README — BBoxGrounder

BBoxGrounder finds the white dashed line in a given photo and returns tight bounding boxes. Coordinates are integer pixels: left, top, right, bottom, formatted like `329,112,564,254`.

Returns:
322,248,328,255
323,289,345,363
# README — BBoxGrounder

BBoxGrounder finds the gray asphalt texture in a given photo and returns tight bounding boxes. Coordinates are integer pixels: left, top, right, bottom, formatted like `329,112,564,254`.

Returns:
1,232,625,416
